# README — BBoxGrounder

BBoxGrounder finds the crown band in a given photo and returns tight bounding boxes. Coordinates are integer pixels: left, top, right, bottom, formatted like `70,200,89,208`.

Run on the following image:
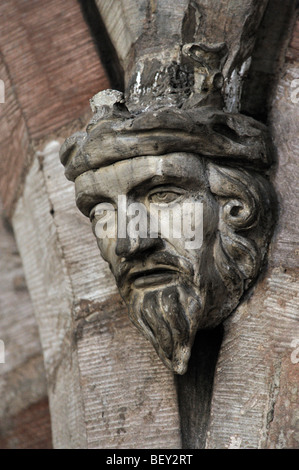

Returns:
60,105,272,182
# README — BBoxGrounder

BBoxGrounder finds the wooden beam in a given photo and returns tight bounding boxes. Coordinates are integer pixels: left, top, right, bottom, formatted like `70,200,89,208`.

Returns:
12,141,181,448
206,17,299,448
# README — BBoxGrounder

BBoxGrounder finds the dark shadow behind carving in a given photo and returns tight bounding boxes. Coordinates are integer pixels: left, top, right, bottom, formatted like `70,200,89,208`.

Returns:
77,0,124,92
175,326,223,449
241,0,297,122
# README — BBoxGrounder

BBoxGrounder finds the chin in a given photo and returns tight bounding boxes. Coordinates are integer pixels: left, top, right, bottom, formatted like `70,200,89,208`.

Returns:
123,279,206,374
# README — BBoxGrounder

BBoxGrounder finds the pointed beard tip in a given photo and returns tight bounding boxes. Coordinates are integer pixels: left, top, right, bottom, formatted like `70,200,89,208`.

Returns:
172,361,189,375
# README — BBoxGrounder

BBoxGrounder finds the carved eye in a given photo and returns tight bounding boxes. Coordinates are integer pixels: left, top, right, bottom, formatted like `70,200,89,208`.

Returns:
148,188,184,204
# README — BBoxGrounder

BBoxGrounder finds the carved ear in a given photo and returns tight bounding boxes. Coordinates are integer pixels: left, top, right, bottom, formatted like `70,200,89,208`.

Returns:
207,162,275,289
207,164,260,231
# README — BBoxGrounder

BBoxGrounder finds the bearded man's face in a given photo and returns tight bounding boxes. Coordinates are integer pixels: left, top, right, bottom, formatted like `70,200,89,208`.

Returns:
61,90,275,375
83,153,233,374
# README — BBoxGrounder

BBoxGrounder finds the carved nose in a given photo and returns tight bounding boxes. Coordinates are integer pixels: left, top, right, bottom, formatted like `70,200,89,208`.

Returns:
115,235,163,258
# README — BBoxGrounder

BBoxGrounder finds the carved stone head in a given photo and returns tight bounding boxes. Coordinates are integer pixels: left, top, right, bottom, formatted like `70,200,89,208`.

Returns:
60,90,275,374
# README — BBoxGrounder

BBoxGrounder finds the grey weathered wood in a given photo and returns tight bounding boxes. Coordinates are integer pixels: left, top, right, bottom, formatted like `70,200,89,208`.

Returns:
12,141,181,448
83,0,297,449
0,201,51,448
95,0,269,112
12,143,88,449
205,26,299,449
7,0,298,450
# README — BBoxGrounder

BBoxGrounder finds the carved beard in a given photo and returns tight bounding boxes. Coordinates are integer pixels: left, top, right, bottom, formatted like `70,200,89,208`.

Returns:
127,280,203,375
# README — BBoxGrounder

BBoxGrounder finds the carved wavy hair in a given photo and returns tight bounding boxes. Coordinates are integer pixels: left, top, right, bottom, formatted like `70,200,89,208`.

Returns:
207,163,276,302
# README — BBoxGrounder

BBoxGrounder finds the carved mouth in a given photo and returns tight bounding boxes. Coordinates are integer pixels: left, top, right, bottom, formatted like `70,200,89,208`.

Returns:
129,267,179,288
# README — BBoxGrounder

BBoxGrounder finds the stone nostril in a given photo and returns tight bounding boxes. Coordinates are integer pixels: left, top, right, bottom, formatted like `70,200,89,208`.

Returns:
115,237,131,257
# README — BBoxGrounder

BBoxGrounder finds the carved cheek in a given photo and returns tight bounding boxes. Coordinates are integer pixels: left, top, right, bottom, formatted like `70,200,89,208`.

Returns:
92,216,118,266
97,236,116,262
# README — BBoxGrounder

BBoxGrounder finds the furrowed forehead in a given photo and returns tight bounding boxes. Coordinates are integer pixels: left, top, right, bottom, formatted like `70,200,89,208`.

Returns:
74,153,206,216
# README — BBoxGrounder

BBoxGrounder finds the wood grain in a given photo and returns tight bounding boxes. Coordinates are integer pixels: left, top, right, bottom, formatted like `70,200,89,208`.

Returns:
95,0,269,110
12,141,181,449
205,18,299,449
4,0,298,449
0,201,52,448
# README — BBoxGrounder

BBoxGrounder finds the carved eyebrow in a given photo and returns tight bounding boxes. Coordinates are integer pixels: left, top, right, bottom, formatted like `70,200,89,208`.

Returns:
77,170,206,215
128,177,185,198
100,168,192,197
128,173,206,198
147,184,186,194
75,155,208,216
